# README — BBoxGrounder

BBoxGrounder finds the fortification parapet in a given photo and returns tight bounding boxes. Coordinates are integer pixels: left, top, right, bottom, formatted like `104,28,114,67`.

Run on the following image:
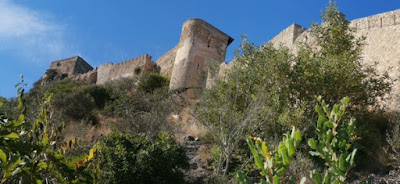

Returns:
268,8,400,111
351,9,400,30
96,54,155,85
269,24,307,49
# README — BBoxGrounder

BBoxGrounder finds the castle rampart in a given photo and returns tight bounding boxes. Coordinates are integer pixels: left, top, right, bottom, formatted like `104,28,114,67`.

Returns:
42,19,233,100
269,9,400,111
96,54,154,85
49,56,93,77
167,18,233,99
269,24,307,48
351,9,400,30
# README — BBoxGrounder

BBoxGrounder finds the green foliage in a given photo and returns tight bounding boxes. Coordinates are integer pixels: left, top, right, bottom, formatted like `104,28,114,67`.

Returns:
93,132,189,184
237,127,303,184
53,90,96,120
237,97,358,184
83,85,111,109
138,73,169,93
200,1,391,178
291,1,391,112
308,97,357,183
0,77,93,183
104,84,178,138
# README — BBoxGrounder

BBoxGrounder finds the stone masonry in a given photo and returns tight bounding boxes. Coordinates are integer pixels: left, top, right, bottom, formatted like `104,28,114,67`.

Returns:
162,18,233,99
42,18,233,100
41,10,400,105
268,9,400,111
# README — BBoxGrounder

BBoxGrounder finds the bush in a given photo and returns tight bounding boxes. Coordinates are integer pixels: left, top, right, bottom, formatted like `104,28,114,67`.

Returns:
83,84,111,109
0,80,93,183
237,97,358,184
53,90,95,120
95,132,189,184
138,73,169,93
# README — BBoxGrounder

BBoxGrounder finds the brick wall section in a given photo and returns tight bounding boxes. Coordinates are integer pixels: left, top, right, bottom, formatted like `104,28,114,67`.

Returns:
96,54,155,85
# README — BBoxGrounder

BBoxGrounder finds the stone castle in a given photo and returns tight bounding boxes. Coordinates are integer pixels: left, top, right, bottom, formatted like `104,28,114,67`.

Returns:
41,9,400,108
41,18,233,99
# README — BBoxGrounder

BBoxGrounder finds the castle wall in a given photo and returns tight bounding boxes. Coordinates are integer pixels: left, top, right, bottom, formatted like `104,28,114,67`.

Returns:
269,9,400,111
156,44,181,78
351,9,400,110
269,24,307,49
49,56,93,77
73,69,98,84
169,18,233,99
96,54,154,85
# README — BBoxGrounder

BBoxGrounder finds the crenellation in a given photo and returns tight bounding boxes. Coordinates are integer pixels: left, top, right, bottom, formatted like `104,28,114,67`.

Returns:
41,10,400,104
269,8,400,111
350,9,400,30
96,54,154,85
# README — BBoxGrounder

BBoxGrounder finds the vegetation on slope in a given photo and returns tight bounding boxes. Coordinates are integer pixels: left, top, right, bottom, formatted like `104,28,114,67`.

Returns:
0,1,398,183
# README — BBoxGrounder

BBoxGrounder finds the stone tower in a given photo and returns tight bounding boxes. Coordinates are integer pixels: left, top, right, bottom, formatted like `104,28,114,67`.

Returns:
168,18,233,99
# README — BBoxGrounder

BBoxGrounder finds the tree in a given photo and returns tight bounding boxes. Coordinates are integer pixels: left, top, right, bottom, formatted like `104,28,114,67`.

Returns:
195,36,295,176
291,1,391,114
196,0,391,178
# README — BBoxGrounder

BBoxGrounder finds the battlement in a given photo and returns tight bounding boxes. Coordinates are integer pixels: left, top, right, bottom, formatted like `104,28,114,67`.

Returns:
96,54,154,85
41,18,233,100
267,8,400,111
269,23,307,48
351,9,400,30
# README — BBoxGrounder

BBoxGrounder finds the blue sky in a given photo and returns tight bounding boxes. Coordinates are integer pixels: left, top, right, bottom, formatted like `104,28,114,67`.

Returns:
1,0,399,98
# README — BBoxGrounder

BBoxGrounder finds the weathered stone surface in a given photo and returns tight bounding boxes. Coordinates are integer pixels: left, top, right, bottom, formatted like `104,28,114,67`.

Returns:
156,44,181,78
96,54,155,85
41,19,233,101
168,18,233,99
48,56,93,77
39,56,93,85
73,69,98,84
269,9,400,111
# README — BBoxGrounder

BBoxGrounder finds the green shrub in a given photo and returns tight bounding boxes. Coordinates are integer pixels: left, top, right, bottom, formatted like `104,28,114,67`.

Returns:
138,73,169,93
237,127,302,184
237,97,358,184
53,90,95,120
0,79,93,183
94,132,189,184
83,84,111,109
308,97,357,183
45,79,80,95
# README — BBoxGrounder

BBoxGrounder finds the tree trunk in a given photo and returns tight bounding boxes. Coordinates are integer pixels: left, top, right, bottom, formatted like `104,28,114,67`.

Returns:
223,152,231,176
216,151,223,174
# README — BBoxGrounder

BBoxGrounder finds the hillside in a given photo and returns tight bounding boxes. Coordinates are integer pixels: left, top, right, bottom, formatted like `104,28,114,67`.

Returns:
0,2,399,184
